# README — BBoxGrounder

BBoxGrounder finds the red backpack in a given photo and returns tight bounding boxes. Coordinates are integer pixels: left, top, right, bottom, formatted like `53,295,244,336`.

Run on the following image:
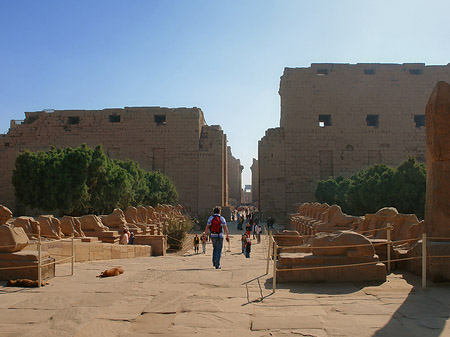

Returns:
210,215,222,234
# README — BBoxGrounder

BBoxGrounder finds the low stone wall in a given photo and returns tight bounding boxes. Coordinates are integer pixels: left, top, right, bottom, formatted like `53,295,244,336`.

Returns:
26,240,152,263
134,235,166,256
0,251,55,281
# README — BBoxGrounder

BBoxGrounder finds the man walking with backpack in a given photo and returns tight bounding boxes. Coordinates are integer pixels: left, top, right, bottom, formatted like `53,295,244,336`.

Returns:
204,206,230,269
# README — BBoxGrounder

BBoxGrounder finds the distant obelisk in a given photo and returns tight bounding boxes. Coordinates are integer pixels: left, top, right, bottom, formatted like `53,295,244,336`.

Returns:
425,81,450,239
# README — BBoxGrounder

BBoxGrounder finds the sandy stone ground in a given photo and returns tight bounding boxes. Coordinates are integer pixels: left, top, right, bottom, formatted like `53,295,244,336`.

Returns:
1,222,450,337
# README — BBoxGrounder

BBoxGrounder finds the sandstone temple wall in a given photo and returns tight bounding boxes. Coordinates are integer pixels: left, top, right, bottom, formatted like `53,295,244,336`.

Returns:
250,158,258,207
259,63,450,221
0,107,235,215
227,146,243,206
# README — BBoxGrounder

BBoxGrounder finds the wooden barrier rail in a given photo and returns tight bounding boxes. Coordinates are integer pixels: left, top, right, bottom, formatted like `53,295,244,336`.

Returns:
264,230,444,292
0,235,75,287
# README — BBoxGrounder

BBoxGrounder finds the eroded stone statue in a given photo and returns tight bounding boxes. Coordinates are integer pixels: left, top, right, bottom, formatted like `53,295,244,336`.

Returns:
38,215,62,239
101,209,127,231
311,231,374,257
0,205,13,225
60,216,85,237
0,225,29,252
79,215,109,233
12,216,40,236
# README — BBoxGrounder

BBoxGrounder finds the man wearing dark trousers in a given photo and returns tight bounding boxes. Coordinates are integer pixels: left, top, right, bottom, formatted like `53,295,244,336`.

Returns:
204,206,230,269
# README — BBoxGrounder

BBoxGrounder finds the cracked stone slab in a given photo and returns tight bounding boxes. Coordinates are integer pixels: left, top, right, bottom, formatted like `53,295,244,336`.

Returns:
143,291,184,313
9,293,77,309
251,315,322,330
73,292,121,307
73,319,130,337
0,308,57,324
94,299,149,321
173,312,251,329
254,305,327,316
128,313,176,334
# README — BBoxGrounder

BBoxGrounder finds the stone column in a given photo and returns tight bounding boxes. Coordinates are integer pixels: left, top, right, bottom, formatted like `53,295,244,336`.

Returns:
425,81,450,238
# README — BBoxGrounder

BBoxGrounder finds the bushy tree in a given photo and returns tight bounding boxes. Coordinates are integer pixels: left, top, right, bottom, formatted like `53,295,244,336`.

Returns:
315,178,338,205
143,171,178,206
13,144,178,215
314,157,426,218
390,157,426,218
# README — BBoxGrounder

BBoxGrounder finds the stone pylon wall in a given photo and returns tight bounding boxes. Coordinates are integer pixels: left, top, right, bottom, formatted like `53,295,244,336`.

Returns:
197,125,228,214
259,63,450,222
227,146,242,206
250,158,259,207
259,128,285,219
0,107,232,215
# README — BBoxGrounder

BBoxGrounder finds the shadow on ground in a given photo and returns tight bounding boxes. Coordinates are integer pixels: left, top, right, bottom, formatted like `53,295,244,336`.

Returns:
372,272,450,337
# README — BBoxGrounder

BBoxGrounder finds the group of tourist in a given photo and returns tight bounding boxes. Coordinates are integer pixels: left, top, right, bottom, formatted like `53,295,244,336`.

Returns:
195,206,264,266
193,233,207,254
120,228,135,245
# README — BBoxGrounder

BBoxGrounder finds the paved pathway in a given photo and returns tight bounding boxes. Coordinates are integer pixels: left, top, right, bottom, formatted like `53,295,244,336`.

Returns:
1,224,450,336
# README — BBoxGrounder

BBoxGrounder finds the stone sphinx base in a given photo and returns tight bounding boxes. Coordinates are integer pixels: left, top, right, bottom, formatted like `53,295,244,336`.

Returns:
405,240,450,282
277,253,386,283
83,230,120,244
0,251,55,281
134,235,167,256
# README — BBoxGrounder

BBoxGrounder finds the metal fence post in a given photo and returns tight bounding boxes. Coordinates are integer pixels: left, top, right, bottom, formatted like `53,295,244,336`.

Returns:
37,235,42,288
266,231,272,274
273,240,278,293
422,233,427,289
387,224,392,272
71,236,75,276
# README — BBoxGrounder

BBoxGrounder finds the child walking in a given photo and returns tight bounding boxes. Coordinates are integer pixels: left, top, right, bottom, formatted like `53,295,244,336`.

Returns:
193,234,200,254
245,237,251,258
201,232,207,254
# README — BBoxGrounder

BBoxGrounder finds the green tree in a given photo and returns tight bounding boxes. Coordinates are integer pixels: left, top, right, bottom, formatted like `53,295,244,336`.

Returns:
143,171,178,206
346,164,395,215
391,157,426,219
315,178,337,205
13,144,179,216
314,158,426,218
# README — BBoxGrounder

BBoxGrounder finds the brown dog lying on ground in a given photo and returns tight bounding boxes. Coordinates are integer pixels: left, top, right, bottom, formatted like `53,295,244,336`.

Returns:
97,266,124,278
6,279,48,287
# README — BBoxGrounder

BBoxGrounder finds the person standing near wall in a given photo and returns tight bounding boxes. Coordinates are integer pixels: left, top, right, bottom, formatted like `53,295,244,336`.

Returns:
193,234,200,254
245,237,251,258
201,232,207,254
204,207,230,269
120,228,129,245
255,223,261,244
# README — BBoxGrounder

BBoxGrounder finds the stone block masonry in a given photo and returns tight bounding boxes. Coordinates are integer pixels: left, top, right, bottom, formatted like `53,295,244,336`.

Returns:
0,107,237,215
227,146,243,206
258,63,450,222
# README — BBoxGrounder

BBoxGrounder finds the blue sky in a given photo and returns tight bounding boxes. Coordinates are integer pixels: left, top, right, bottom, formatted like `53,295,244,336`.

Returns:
1,0,449,187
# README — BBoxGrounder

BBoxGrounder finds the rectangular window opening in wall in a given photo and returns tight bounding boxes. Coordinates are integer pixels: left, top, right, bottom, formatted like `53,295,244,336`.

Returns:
409,69,423,75
317,69,328,76
366,114,379,128
67,116,80,125
364,69,376,75
318,114,332,127
414,115,425,128
109,115,121,123
154,114,166,125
